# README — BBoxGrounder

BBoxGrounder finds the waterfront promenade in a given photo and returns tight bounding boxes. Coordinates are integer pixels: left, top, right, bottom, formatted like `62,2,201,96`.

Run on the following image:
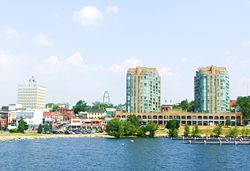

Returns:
0,133,114,141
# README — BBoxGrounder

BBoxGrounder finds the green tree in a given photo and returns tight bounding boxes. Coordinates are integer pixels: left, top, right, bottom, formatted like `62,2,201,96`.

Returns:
184,124,190,137
166,120,180,129
241,127,250,137
127,115,140,127
37,124,43,134
166,120,180,137
73,100,89,114
44,123,52,134
145,121,158,137
123,121,137,136
227,127,239,138
213,124,223,137
187,101,195,112
245,128,250,137
191,125,200,137
237,96,250,124
46,103,59,112
115,104,124,111
169,127,179,137
90,101,114,111
106,119,124,138
225,118,231,127
173,100,195,112
17,117,29,133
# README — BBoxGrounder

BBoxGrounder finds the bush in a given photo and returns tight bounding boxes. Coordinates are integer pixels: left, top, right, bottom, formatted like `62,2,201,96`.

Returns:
227,127,239,138
184,124,190,137
213,124,223,137
191,125,200,137
169,128,178,137
9,129,18,133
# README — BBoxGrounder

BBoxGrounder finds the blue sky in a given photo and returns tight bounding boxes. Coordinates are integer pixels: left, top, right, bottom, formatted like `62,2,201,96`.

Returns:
0,0,250,105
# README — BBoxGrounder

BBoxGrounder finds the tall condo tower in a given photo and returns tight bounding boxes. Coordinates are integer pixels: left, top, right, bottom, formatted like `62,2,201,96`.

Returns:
126,66,161,113
17,76,46,109
194,66,230,114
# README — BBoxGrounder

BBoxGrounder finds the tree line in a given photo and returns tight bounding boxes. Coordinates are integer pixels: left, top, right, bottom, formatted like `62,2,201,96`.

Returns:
106,115,158,138
167,119,250,138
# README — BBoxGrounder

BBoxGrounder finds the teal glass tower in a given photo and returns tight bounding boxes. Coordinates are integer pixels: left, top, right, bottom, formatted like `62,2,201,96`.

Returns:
194,66,230,114
126,67,161,113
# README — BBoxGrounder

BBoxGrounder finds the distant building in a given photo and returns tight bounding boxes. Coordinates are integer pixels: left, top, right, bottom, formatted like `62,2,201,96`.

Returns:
126,66,161,113
78,111,107,119
17,76,46,109
230,100,237,113
194,66,230,114
106,108,116,117
8,110,43,130
0,111,8,128
161,100,176,112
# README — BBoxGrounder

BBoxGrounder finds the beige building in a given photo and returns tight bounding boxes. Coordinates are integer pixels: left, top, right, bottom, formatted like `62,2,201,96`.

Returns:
126,67,161,113
17,77,46,109
115,111,243,126
194,66,230,114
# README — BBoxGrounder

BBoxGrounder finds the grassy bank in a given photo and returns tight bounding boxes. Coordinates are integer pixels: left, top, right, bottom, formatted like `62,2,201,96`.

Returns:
155,126,250,137
0,132,44,137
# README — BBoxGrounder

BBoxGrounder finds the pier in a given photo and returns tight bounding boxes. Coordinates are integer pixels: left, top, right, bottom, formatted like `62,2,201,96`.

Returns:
183,140,250,145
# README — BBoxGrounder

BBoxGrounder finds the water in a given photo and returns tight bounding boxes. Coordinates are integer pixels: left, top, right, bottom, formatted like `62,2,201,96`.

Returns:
0,138,249,171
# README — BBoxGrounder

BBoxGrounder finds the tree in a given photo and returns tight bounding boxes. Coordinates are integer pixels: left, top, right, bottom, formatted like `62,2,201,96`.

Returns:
123,121,137,136
173,100,195,112
241,127,250,137
73,100,88,114
44,123,52,134
237,96,250,124
127,115,140,127
17,117,28,133
225,118,231,127
115,104,124,111
187,101,195,112
46,103,59,112
166,120,180,129
191,125,200,137
37,124,43,134
145,121,158,137
169,127,179,137
166,120,180,137
106,119,124,138
227,127,239,138
89,101,114,111
184,124,190,137
213,124,223,137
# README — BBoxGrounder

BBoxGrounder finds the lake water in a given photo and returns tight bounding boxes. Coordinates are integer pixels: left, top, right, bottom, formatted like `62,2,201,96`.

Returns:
0,138,249,171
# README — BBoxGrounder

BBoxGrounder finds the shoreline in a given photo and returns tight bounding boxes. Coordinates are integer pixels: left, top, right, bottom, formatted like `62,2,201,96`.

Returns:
0,133,168,142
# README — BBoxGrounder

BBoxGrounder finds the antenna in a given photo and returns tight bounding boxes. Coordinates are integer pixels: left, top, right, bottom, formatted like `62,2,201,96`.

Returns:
29,76,36,86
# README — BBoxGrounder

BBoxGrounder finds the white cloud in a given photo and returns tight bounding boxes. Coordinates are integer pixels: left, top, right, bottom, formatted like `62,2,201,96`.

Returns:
106,5,119,14
73,6,103,26
159,67,173,77
64,52,84,65
110,58,142,74
35,33,53,47
1,26,18,38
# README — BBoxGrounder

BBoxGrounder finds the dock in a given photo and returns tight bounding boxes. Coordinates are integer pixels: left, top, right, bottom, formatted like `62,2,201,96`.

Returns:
183,140,250,145
172,137,250,141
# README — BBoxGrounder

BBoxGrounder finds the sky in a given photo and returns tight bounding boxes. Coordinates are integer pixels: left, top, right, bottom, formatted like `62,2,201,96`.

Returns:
0,0,250,106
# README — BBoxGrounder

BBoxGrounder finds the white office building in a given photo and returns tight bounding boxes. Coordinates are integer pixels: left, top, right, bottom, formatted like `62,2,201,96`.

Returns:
17,76,46,109
8,109,43,129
